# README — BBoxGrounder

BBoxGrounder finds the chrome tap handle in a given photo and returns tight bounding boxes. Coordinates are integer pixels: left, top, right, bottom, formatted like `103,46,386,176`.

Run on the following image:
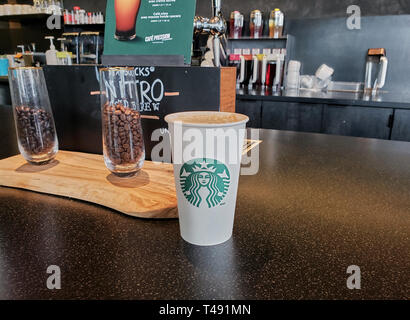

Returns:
212,37,221,67
193,0,226,67
210,16,226,67
209,15,226,37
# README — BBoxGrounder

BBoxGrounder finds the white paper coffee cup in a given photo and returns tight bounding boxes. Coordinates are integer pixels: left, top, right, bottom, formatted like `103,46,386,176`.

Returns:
165,111,249,246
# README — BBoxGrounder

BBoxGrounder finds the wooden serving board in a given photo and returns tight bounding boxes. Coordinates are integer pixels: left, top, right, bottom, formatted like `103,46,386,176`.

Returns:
0,151,178,219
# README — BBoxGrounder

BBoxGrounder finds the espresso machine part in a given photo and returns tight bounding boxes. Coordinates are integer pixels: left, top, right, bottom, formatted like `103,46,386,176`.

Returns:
364,48,388,94
193,0,227,67
229,11,244,39
250,10,263,39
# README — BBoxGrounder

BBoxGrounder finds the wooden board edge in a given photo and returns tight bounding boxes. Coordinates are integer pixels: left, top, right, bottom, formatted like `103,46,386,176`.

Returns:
0,151,179,220
0,182,179,220
220,67,237,113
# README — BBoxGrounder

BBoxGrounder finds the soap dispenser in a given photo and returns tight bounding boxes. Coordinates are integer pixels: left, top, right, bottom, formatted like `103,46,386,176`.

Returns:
45,36,58,65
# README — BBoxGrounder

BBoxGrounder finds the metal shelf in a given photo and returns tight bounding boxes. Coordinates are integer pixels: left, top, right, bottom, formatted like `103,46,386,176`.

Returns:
63,23,105,33
64,23,105,26
228,36,288,41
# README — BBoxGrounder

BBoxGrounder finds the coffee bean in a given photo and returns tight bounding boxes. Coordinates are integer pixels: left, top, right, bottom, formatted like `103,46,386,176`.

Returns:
15,106,56,156
102,102,144,166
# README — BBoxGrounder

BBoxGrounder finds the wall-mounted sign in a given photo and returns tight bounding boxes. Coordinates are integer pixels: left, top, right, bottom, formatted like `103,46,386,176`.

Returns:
103,0,196,65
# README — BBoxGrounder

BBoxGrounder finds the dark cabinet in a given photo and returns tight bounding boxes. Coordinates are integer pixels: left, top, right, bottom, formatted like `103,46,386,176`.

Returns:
0,104,18,159
261,101,324,133
0,82,11,106
323,105,393,140
236,96,409,141
391,109,410,141
236,99,262,128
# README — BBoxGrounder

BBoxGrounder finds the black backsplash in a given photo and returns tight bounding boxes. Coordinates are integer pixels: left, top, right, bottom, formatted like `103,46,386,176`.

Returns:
1,0,410,96
63,0,107,12
2,0,410,54
196,0,410,19
286,15,410,95
0,0,107,54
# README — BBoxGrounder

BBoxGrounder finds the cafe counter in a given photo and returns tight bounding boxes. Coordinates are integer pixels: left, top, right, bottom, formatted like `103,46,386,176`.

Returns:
237,88,410,142
0,129,408,299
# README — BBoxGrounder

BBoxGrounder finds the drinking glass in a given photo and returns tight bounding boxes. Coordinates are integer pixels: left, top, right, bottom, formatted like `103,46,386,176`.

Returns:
100,67,145,177
8,67,58,165
114,0,141,41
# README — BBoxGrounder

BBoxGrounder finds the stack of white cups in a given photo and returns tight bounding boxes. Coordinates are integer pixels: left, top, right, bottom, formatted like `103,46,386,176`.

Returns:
3,4,13,15
286,60,301,90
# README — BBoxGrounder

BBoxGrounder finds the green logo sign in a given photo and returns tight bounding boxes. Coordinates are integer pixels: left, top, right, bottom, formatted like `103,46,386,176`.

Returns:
180,158,230,208
104,0,196,64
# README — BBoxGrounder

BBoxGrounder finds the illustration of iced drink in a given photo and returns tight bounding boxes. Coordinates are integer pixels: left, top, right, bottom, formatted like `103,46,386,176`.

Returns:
114,0,141,41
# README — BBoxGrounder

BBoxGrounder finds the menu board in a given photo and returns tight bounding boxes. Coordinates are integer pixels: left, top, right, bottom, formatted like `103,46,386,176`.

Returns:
103,0,196,65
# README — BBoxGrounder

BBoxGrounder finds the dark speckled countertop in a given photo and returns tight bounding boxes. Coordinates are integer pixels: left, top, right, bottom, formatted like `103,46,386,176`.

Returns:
0,129,409,300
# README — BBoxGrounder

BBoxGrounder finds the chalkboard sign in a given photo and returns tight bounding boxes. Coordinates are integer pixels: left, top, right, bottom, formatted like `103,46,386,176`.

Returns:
42,65,234,161
103,0,196,66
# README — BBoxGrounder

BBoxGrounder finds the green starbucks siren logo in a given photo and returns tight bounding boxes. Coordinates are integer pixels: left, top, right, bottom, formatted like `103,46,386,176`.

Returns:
180,158,230,208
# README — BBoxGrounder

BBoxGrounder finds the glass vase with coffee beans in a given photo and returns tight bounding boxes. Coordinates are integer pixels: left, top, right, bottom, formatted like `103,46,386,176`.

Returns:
8,67,58,165
100,67,145,177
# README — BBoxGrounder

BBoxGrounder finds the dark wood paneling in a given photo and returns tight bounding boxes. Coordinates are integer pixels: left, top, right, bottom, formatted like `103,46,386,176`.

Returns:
261,101,323,133
323,105,393,140
391,109,410,142
236,99,261,128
